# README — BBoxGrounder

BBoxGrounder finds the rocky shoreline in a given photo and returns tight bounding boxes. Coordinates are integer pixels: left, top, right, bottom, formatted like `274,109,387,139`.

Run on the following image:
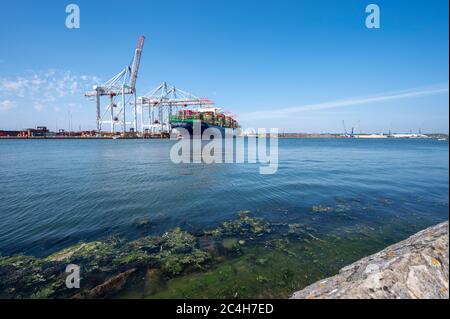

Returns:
291,221,449,299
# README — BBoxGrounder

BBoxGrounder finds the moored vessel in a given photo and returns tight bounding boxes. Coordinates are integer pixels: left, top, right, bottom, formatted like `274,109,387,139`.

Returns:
170,107,239,136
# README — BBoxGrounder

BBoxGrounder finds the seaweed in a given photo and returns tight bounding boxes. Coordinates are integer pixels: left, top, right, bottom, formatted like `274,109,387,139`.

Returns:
0,211,324,299
213,211,272,238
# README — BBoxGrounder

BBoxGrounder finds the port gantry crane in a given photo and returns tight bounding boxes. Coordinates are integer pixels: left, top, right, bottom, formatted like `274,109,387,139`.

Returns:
342,120,360,138
137,82,215,135
85,36,145,135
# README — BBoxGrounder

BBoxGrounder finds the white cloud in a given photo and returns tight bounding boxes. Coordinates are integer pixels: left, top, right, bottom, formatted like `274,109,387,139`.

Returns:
0,77,29,97
0,100,16,111
33,102,44,112
240,84,450,121
0,70,100,112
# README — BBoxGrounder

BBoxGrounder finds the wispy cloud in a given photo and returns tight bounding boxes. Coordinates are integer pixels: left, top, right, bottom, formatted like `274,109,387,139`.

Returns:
0,100,16,111
241,84,449,120
0,70,100,112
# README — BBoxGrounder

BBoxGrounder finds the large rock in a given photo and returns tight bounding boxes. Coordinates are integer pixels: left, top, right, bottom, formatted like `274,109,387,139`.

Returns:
72,268,137,299
291,221,449,299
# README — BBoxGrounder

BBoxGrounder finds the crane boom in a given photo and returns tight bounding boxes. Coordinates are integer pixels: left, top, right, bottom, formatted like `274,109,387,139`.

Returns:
342,120,348,136
129,36,145,91
84,35,145,133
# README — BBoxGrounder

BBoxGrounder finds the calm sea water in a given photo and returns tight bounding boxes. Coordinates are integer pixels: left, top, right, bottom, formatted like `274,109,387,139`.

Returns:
0,138,448,257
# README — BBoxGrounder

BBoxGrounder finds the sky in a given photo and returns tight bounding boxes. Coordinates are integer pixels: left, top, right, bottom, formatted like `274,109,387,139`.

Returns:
0,0,448,133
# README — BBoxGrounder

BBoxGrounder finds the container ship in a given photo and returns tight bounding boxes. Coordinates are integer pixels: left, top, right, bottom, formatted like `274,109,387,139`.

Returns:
170,107,239,136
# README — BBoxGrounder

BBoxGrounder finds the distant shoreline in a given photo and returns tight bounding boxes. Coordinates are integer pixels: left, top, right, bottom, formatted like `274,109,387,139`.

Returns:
0,133,448,140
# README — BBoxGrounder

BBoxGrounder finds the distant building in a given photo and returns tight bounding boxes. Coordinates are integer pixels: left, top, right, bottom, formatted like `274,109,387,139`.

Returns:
0,130,21,137
1,126,99,138
80,130,97,137
26,126,49,137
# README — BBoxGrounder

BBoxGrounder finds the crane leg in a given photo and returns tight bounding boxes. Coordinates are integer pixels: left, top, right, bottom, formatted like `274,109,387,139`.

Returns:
134,91,138,135
96,94,101,133
110,95,115,134
122,85,126,135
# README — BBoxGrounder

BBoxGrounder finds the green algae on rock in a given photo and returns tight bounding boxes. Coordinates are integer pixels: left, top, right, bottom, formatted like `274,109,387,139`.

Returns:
221,238,240,250
0,254,66,299
1,214,268,298
210,211,272,238
1,211,414,299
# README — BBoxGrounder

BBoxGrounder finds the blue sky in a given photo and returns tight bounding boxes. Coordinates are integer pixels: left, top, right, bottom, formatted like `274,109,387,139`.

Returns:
0,0,448,133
